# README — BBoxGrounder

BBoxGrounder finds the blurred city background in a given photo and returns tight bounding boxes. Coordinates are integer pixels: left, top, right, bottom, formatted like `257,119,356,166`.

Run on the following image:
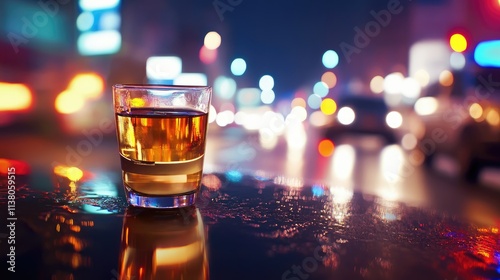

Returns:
1,0,500,208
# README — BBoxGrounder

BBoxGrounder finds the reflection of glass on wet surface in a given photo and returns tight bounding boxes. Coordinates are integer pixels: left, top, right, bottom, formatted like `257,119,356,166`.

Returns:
119,207,208,280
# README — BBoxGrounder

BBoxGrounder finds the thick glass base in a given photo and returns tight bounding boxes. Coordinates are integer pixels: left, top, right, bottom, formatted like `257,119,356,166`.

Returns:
126,187,197,208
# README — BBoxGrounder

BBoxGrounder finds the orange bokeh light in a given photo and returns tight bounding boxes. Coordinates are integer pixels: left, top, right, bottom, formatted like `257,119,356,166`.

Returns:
318,139,335,157
0,158,30,175
321,71,337,89
291,97,306,108
0,83,33,111
439,70,454,87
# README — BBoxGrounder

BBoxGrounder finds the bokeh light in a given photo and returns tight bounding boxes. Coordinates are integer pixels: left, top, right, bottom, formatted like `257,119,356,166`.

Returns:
55,90,85,114
337,107,355,125
201,174,222,190
309,111,328,127
261,90,275,104
321,71,337,88
486,109,499,126
414,69,430,87
68,73,104,100
230,58,247,76
469,103,483,120
450,52,466,70
322,50,339,68
449,33,467,53
288,106,307,123
401,77,421,99
385,111,403,129
384,72,404,94
0,83,32,111
214,76,237,99
215,110,235,127
307,94,322,109
401,133,418,150
100,11,121,30
474,40,500,68
439,70,454,87
414,97,438,116
76,12,94,32
234,111,246,125
204,31,221,50
259,75,274,91
370,76,384,94
320,98,337,115
313,81,329,97
291,97,306,108
146,56,182,80
199,45,218,64
53,166,84,182
318,139,335,157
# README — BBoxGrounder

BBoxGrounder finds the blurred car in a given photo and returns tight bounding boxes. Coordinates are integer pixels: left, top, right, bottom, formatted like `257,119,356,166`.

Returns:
323,94,398,143
413,67,500,182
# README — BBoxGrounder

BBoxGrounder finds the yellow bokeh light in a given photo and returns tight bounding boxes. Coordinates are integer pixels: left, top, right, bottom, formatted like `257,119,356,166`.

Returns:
204,31,221,50
67,167,84,181
0,83,33,111
320,98,337,115
54,165,84,181
369,76,384,94
449,33,467,53
469,103,483,120
68,73,104,100
291,97,306,108
55,90,85,114
439,70,454,87
321,71,337,89
318,139,335,157
486,109,499,126
414,69,430,87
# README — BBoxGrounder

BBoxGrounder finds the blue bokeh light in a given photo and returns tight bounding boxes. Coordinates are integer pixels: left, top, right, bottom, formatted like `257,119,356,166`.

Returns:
231,58,247,76
313,81,328,97
322,50,339,69
474,40,500,68
312,185,324,197
307,94,322,109
226,170,243,182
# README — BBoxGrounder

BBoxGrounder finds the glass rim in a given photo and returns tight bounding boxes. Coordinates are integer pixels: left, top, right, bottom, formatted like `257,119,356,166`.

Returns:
113,84,211,90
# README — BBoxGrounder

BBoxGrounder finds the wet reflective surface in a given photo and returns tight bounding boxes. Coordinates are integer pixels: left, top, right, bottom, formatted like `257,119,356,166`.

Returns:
1,165,499,280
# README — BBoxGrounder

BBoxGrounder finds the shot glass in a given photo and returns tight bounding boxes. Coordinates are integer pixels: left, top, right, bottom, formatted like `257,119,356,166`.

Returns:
113,84,212,208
